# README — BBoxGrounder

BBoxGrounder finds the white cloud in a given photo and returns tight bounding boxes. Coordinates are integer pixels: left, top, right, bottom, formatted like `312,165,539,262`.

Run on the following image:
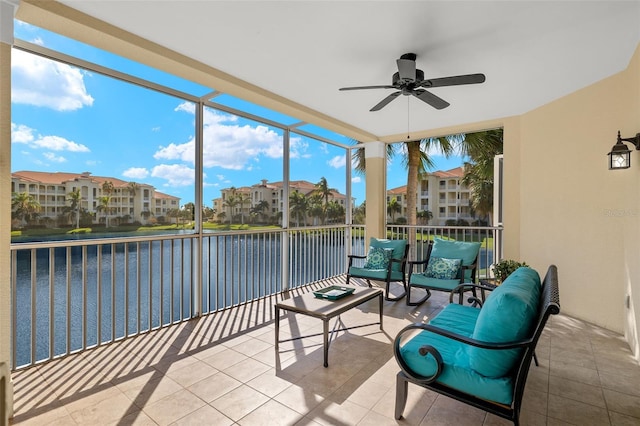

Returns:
11,123,34,143
352,176,362,183
151,126,161,132
156,105,307,170
11,49,94,111
33,135,90,152
151,164,195,187
327,155,346,169
43,152,66,163
122,167,149,179
11,122,90,152
32,37,44,46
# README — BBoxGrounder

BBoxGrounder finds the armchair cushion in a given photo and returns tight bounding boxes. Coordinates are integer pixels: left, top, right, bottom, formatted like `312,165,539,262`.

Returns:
369,238,407,272
363,246,393,270
425,257,462,280
431,239,481,282
468,267,541,378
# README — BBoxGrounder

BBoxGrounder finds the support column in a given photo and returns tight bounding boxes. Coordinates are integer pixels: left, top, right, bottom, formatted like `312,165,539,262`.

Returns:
0,1,18,421
364,141,386,242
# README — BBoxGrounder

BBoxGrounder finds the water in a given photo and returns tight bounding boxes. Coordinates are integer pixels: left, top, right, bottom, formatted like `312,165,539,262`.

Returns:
12,231,361,367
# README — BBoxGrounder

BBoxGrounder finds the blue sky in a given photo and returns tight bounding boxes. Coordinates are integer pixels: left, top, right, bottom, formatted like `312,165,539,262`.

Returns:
10,20,465,208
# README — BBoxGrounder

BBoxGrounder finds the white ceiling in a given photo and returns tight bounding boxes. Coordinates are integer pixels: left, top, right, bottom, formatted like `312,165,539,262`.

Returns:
58,1,640,140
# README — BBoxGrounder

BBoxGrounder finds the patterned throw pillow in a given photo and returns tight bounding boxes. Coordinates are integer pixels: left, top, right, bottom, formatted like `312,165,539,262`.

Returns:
424,257,462,280
363,246,393,269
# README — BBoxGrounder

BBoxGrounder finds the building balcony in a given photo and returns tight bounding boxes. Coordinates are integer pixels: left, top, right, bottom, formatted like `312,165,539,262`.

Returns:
7,225,640,425
9,282,640,425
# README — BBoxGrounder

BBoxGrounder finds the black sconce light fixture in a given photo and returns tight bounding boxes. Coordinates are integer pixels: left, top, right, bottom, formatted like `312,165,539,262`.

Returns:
608,130,640,170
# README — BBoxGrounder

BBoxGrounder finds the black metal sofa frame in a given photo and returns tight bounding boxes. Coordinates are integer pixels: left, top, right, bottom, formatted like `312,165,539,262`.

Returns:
393,265,560,425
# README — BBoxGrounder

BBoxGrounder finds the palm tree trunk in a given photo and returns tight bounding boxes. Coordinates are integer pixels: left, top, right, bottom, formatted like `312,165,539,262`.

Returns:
406,141,421,257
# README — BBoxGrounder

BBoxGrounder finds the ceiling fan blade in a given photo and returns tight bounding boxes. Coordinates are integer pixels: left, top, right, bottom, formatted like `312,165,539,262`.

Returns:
339,85,396,91
413,89,450,110
420,73,486,88
370,91,401,111
396,58,416,81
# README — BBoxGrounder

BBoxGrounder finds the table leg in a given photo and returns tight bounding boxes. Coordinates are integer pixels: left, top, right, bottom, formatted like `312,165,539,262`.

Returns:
323,319,329,368
378,292,384,330
275,306,280,352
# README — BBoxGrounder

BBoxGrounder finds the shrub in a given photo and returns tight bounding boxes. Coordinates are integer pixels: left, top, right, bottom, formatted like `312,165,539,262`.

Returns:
492,259,529,283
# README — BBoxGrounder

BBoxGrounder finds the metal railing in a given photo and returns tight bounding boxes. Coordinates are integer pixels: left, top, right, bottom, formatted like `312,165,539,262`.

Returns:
10,223,499,370
10,225,361,369
386,224,502,280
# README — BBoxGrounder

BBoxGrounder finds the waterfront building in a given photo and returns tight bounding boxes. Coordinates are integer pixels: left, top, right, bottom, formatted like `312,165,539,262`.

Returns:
11,171,180,226
387,167,475,225
213,179,353,225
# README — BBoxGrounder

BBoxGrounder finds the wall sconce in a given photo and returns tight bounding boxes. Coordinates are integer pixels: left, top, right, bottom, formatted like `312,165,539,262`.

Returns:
608,131,640,170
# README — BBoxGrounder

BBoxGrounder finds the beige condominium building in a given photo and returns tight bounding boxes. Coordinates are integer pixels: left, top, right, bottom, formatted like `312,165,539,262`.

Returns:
387,167,475,226
11,171,180,226
213,179,353,225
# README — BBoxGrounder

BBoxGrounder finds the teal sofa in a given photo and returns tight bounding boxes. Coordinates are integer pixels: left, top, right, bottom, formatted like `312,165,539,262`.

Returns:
394,265,560,425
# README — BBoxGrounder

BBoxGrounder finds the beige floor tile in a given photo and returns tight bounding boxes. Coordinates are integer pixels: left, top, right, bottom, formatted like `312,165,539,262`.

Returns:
599,370,640,397
165,359,218,387
609,410,640,426
201,347,248,371
603,389,640,419
170,404,233,426
246,369,295,398
228,336,274,357
222,357,271,383
273,383,325,415
209,384,270,422
187,371,242,403
108,410,158,426
547,394,610,426
419,396,486,426
118,374,183,408
306,398,369,426
237,399,303,426
69,391,139,425
548,375,606,407
143,388,206,425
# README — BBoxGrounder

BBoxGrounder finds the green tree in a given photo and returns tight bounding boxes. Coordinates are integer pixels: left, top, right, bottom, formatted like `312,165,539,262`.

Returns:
236,193,250,225
387,197,402,223
417,209,433,225
96,196,112,227
461,129,503,225
67,188,82,229
310,177,336,225
250,200,270,223
326,201,345,223
289,190,308,227
11,192,41,227
353,201,366,225
223,187,239,224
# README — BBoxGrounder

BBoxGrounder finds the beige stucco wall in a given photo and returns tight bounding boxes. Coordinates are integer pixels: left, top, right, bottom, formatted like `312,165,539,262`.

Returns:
503,44,640,353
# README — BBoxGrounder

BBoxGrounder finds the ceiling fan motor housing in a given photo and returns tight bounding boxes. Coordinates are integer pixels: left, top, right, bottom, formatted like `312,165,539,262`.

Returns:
393,69,425,86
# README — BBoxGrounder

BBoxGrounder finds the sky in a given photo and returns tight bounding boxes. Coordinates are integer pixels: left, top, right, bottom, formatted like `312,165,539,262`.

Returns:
10,20,466,209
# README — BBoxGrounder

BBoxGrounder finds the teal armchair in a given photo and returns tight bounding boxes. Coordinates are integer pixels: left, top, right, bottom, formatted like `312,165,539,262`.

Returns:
347,238,410,301
406,238,481,306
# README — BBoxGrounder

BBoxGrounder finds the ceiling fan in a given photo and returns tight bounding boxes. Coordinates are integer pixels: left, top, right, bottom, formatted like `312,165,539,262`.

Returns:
339,53,485,111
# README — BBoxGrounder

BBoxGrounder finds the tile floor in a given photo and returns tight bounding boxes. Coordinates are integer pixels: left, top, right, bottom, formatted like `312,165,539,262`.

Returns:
9,277,640,425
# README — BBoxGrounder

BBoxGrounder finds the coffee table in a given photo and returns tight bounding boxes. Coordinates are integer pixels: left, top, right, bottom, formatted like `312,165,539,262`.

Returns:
274,287,383,367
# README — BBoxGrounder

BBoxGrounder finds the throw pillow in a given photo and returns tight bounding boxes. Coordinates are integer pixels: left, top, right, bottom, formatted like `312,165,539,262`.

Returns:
363,246,393,270
424,257,462,280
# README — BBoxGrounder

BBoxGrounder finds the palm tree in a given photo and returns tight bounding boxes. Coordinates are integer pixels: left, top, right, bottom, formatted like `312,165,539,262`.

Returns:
11,192,41,227
96,196,112,227
417,209,433,225
236,193,250,225
326,201,345,223
67,188,82,229
127,181,139,218
461,130,503,225
307,193,324,226
310,177,336,225
289,190,308,227
387,197,402,223
353,131,498,227
101,181,115,227
223,187,239,224
250,200,270,223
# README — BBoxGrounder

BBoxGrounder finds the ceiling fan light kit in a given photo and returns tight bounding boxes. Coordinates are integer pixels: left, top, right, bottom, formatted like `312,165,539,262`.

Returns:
339,53,485,112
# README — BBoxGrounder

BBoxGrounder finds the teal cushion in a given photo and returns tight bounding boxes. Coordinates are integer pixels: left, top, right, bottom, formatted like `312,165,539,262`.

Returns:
398,304,514,405
431,239,481,281
425,257,462,280
363,246,393,269
370,238,407,272
348,266,404,281
409,273,461,291
469,267,541,378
